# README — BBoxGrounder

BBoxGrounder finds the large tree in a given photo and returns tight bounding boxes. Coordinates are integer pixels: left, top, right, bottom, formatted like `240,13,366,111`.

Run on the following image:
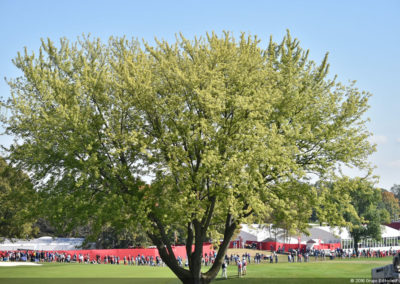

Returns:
0,157,38,239
391,184,400,201
320,177,390,254
380,190,400,222
2,32,374,283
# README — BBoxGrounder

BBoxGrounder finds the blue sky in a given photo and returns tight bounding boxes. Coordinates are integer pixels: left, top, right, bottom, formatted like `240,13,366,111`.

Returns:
0,0,399,189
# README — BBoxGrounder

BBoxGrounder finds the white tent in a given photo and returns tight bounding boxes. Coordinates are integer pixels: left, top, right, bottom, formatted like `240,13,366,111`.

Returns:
0,236,85,251
300,226,346,244
234,224,299,244
237,224,270,242
235,224,400,251
300,225,400,244
381,226,400,238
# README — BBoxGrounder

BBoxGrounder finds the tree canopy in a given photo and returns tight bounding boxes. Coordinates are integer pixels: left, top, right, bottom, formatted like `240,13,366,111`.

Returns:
0,157,38,239
2,31,374,283
380,190,400,222
341,178,389,253
314,177,391,253
391,184,400,201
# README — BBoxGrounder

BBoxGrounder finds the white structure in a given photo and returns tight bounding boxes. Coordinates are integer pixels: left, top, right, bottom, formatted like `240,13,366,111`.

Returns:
0,236,85,251
299,225,400,251
300,226,348,244
234,224,299,245
234,224,400,251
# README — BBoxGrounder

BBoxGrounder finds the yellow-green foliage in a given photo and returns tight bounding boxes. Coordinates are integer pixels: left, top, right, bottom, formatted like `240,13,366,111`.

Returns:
0,157,38,238
2,31,374,262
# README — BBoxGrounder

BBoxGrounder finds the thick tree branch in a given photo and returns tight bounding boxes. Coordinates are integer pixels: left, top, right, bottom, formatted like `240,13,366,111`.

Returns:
186,221,194,268
147,232,191,280
190,219,204,276
203,213,237,280
148,213,178,263
201,195,216,230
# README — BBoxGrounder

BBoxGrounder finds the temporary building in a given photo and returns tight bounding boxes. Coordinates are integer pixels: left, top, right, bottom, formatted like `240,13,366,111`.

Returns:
0,236,85,251
232,224,400,252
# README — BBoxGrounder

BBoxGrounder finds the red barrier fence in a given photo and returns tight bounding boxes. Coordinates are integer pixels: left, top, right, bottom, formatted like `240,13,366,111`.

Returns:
57,245,212,259
1,244,213,261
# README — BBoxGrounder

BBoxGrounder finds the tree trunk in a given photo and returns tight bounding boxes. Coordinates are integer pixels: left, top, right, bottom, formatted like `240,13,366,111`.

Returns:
151,213,238,284
354,236,360,256
202,214,237,282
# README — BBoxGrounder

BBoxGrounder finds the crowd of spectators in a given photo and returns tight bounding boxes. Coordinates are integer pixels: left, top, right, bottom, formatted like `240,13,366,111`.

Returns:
284,247,400,262
1,247,399,266
0,250,165,266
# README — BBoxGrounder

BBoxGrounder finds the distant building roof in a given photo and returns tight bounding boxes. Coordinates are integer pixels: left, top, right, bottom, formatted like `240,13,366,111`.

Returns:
236,224,296,243
381,225,400,238
236,224,400,245
387,222,400,230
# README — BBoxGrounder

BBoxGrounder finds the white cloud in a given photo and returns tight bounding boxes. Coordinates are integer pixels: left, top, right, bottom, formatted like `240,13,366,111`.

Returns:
396,138,400,143
388,160,400,168
369,135,388,145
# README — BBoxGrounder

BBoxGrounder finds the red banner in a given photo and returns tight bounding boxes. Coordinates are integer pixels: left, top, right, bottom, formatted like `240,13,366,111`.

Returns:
1,244,213,262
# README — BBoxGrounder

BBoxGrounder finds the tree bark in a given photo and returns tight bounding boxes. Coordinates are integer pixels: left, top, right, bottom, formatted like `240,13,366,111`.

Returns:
353,235,360,256
202,213,237,281
148,212,238,284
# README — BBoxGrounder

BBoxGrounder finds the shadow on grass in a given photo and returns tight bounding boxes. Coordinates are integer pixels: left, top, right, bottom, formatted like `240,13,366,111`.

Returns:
0,278,366,284
213,276,357,283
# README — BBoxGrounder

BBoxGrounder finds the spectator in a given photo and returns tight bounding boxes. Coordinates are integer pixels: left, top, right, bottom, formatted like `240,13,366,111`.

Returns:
221,261,227,279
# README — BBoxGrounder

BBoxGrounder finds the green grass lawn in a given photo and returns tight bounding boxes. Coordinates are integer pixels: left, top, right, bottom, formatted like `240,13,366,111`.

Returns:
0,257,392,284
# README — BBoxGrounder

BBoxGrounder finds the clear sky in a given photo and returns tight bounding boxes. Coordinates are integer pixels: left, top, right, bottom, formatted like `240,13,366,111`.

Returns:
0,0,399,189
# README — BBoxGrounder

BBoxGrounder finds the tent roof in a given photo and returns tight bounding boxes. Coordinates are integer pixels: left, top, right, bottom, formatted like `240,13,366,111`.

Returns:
236,224,400,245
238,224,270,242
381,225,400,238
0,237,85,251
